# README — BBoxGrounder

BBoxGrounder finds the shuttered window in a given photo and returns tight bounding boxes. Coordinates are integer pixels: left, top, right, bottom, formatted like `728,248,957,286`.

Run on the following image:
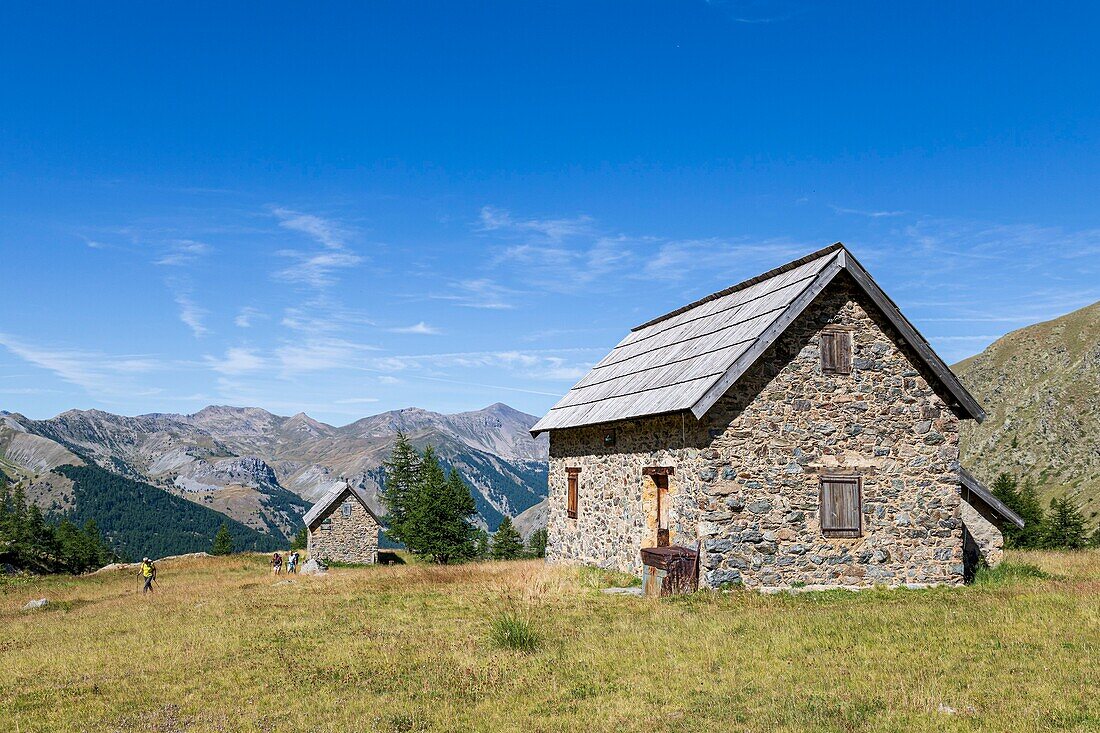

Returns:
820,476,861,538
821,329,852,375
566,468,580,519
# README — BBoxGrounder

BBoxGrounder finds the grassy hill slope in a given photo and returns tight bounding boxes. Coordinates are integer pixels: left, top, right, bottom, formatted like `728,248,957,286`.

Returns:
955,300,1100,526
2,552,1097,731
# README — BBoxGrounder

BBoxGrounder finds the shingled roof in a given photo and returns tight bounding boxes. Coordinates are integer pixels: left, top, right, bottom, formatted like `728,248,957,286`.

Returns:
531,243,984,434
303,482,383,528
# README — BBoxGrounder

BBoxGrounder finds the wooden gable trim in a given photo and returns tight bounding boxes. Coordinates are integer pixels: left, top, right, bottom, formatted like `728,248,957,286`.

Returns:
836,249,985,422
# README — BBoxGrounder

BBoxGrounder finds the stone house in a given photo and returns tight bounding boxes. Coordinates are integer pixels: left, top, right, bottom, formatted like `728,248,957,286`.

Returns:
531,243,1023,590
303,482,381,564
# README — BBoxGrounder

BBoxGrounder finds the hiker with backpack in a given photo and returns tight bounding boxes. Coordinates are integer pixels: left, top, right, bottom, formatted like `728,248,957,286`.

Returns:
139,557,157,593
271,551,283,575
287,550,299,574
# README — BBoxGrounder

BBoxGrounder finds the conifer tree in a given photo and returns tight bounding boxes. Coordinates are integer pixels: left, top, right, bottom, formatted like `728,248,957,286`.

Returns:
491,516,524,560
400,449,478,564
380,432,421,545
526,527,548,558
471,528,490,559
1044,496,1088,549
211,522,234,555
1015,477,1047,548
290,526,308,551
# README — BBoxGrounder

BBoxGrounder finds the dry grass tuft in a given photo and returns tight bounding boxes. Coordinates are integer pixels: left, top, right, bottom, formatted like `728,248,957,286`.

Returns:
1,550,1098,732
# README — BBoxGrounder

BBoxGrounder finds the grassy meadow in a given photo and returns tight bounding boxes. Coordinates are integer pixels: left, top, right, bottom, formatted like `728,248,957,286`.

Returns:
1,551,1097,732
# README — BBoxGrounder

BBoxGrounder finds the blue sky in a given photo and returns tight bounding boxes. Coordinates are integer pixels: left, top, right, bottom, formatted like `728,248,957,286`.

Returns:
2,2,1100,424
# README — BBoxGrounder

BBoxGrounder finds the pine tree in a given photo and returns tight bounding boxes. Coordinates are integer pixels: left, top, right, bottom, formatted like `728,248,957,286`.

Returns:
1015,477,1046,548
491,516,524,560
400,449,478,564
211,522,234,555
380,432,421,545
1044,496,1089,549
471,528,490,559
991,473,1045,548
290,526,308,551
526,527,548,558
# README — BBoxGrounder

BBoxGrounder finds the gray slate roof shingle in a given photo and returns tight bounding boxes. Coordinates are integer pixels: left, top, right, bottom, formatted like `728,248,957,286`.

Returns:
532,243,984,434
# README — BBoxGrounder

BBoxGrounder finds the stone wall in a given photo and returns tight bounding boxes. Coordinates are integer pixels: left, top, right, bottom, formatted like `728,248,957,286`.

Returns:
961,498,1005,570
307,491,379,564
547,275,967,589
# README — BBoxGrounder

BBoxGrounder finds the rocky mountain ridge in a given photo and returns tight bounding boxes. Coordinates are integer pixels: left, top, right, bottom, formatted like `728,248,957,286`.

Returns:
0,402,550,539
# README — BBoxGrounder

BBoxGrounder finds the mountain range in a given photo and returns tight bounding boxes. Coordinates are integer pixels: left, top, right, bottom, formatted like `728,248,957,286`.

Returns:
0,402,549,555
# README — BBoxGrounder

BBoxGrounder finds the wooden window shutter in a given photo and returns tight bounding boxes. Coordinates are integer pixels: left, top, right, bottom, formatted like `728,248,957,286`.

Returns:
821,329,852,375
820,476,861,538
566,468,580,519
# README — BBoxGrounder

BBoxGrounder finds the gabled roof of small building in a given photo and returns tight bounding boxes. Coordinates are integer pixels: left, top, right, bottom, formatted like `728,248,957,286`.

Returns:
303,482,383,528
531,243,985,434
960,467,1026,529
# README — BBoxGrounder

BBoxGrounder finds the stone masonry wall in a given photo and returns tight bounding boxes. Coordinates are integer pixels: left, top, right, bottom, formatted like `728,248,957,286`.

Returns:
547,275,966,589
308,491,379,564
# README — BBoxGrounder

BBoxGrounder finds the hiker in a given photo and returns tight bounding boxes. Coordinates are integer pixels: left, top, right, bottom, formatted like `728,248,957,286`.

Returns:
287,551,299,574
271,551,282,575
139,557,157,593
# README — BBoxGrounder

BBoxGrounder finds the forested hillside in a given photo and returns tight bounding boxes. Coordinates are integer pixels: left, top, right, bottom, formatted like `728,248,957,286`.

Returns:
54,464,279,560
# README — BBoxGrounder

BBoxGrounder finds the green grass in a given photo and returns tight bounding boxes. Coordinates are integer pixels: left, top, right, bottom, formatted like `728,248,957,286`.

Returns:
488,611,541,652
1,550,1098,732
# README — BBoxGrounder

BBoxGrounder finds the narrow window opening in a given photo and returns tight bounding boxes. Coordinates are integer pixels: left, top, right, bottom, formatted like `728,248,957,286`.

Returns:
655,474,670,547
341,501,352,518
820,476,861,538
566,468,580,519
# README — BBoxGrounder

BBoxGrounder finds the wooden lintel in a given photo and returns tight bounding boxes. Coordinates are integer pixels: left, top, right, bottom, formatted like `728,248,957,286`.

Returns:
642,466,675,476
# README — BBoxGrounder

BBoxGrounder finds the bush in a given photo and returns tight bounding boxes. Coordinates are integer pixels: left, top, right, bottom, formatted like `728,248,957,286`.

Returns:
489,611,540,652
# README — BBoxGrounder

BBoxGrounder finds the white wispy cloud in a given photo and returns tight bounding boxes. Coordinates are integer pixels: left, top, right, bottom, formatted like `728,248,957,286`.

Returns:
272,207,363,288
175,293,209,337
0,334,163,397
433,279,518,310
276,337,380,375
204,347,266,375
234,307,265,328
478,206,593,242
333,397,381,405
156,240,211,266
361,347,596,382
388,321,442,335
830,205,906,218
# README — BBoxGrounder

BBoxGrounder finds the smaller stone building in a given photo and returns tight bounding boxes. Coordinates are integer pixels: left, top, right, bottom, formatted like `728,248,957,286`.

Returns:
303,482,381,564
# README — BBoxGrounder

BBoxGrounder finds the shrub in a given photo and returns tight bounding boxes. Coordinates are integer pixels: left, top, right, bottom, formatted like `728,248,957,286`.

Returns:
489,611,540,652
